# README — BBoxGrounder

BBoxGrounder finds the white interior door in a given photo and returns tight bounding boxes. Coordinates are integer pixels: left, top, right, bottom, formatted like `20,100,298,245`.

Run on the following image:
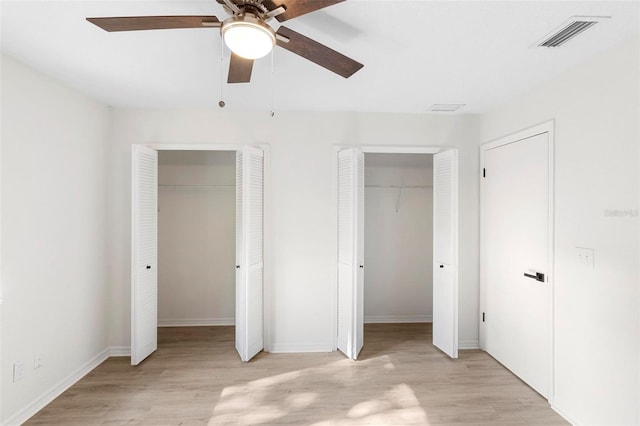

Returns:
482,132,550,398
432,149,459,359
337,148,364,360
131,145,158,365
235,146,264,362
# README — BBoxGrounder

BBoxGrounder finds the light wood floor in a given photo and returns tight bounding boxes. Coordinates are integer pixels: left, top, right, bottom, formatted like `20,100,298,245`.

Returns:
26,324,567,425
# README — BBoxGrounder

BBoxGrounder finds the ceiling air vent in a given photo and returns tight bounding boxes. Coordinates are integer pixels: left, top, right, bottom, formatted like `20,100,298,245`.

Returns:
536,16,609,48
429,104,465,112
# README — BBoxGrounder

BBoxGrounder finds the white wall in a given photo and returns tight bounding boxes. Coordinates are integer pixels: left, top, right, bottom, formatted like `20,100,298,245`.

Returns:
2,29,637,426
0,55,111,423
364,154,433,323
157,151,235,326
480,35,640,425
108,111,480,352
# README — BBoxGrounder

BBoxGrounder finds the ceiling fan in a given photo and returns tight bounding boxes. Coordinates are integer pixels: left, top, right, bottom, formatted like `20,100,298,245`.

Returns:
87,0,363,84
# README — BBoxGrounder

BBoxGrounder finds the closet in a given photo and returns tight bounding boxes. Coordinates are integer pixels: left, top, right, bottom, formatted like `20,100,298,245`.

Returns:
364,153,433,323
132,145,264,364
337,147,457,361
157,151,236,327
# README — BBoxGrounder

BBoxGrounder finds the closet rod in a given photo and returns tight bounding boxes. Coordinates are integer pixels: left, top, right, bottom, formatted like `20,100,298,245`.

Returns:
158,184,235,190
365,184,432,189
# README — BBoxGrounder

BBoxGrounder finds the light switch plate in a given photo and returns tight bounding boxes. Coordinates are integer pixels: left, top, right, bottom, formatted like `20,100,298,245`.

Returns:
576,247,595,268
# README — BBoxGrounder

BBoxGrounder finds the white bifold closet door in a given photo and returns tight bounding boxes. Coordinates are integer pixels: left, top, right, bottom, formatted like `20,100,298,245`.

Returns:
131,145,265,365
432,149,459,359
235,146,265,362
131,145,158,366
336,147,364,360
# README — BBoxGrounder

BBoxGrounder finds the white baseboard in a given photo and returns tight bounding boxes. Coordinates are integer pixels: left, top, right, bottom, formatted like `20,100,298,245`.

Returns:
109,346,131,357
157,318,235,327
269,343,333,353
551,403,580,425
364,315,432,323
459,340,480,350
3,348,110,426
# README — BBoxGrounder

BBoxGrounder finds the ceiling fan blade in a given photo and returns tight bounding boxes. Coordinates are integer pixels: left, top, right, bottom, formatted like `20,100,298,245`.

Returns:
263,0,345,22
276,26,363,78
228,53,254,83
86,16,221,32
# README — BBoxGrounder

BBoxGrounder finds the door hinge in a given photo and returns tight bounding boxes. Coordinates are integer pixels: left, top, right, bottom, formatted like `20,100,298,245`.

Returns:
482,312,485,322
482,168,486,178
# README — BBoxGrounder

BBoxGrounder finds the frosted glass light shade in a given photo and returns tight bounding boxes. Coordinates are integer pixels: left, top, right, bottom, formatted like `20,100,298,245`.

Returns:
222,19,275,60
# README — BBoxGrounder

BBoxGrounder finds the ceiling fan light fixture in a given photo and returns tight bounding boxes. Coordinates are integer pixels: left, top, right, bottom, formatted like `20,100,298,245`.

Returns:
222,15,275,60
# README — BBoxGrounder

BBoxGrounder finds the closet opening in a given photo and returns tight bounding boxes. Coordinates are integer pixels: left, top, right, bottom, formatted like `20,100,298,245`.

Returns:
157,150,236,352
363,153,434,348
131,144,265,365
336,146,457,360
364,154,434,323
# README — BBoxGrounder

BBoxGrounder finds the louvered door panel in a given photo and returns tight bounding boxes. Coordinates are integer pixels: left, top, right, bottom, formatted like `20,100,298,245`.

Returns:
354,150,364,358
131,145,158,365
337,147,363,360
236,146,264,362
245,147,264,360
432,150,459,359
235,150,246,359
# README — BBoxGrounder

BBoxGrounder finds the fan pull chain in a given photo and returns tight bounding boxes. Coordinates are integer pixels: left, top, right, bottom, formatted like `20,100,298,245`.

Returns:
218,36,225,108
269,48,275,117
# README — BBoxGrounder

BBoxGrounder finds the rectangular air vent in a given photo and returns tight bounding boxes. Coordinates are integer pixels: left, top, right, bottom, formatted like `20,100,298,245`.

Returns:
536,16,609,48
429,104,465,112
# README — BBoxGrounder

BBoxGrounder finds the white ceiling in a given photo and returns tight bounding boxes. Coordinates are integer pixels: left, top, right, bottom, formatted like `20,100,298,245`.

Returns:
2,1,638,113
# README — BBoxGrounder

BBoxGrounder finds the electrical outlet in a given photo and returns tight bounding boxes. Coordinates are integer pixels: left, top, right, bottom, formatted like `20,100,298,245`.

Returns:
13,362,25,382
34,356,43,370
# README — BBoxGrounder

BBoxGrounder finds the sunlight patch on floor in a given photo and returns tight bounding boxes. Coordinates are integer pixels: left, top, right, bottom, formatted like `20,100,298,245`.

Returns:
337,383,428,425
286,392,318,408
208,355,431,425
347,384,425,418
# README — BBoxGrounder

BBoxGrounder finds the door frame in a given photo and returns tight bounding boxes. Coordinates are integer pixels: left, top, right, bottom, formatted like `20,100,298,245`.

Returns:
479,120,555,402
331,145,453,352
131,143,272,353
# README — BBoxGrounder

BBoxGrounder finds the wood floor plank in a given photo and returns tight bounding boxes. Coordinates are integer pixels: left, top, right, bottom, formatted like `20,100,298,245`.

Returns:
25,324,567,425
